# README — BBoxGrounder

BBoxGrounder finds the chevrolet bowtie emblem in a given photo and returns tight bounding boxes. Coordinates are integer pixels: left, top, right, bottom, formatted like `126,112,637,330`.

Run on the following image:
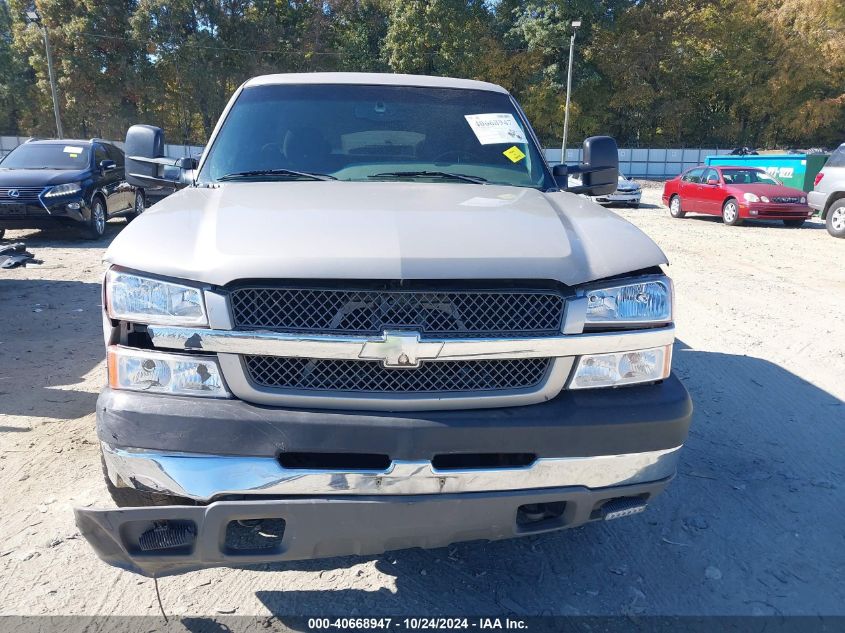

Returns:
359,330,443,368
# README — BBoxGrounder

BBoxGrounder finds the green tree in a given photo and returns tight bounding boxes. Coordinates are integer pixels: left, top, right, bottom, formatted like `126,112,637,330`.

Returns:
383,0,489,76
0,0,34,135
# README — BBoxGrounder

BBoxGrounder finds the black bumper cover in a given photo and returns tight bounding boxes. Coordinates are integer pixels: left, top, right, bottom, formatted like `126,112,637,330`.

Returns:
75,478,671,577
97,374,692,461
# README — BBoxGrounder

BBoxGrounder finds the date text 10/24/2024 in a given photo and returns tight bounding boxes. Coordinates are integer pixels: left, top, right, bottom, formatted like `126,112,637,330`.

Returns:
306,618,529,630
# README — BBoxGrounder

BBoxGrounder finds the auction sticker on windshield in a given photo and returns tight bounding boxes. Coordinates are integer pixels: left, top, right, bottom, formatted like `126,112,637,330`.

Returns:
503,146,526,163
465,113,527,145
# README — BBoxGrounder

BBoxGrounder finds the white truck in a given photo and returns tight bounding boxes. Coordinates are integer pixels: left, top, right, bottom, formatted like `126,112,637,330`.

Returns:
75,73,692,577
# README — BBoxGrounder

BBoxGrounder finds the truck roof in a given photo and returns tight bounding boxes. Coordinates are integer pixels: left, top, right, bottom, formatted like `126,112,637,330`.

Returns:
244,72,509,95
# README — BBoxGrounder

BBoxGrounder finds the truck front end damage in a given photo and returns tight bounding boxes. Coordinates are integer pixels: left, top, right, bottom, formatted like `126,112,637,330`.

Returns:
77,269,691,577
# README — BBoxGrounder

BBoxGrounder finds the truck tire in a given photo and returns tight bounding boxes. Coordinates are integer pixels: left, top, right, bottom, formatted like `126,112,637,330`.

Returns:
722,198,742,226
826,200,845,238
101,454,197,507
669,195,685,218
84,196,107,240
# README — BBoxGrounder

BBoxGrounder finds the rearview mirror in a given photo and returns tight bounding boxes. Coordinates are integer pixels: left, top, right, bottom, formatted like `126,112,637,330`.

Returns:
706,177,719,185
554,136,619,196
99,159,116,172
124,124,190,191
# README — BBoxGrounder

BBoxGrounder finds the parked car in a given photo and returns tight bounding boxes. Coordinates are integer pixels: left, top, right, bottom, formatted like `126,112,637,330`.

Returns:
570,172,642,207
808,142,845,238
662,165,813,227
0,138,144,240
74,73,692,577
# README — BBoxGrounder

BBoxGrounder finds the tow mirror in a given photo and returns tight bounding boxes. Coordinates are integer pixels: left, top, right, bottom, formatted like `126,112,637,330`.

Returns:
554,136,619,196
124,124,191,191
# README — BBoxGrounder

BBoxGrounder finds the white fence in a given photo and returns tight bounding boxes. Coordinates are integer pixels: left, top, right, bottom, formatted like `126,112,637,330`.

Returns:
0,135,203,160
545,147,734,179
2,135,730,179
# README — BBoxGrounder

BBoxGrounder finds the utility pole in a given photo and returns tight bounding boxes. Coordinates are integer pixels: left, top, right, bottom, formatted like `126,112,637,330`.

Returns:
26,10,63,139
560,20,581,162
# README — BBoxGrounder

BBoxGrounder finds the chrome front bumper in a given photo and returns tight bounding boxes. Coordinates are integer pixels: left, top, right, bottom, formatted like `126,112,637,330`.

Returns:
102,442,682,502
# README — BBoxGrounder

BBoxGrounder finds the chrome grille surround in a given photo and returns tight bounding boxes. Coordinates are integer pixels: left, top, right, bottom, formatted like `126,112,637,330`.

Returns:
229,287,565,338
209,284,580,410
244,356,551,394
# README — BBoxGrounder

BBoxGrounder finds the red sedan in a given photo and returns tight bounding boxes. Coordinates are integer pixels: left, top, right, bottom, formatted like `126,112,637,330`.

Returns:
662,165,814,227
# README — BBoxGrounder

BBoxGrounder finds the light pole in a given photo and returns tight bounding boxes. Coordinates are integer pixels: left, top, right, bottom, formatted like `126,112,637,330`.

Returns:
560,19,581,162
25,10,63,139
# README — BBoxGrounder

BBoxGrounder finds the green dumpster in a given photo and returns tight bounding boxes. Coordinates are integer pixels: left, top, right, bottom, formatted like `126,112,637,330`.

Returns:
705,154,829,192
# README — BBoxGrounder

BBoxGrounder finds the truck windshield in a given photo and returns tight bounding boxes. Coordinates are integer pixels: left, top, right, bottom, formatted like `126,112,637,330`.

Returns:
198,84,551,189
0,143,90,170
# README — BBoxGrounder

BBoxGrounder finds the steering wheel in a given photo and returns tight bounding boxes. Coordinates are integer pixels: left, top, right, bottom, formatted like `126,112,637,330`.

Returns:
431,149,483,164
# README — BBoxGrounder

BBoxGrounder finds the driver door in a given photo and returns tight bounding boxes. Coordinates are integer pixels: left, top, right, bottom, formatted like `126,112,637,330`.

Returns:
699,168,722,214
93,144,121,214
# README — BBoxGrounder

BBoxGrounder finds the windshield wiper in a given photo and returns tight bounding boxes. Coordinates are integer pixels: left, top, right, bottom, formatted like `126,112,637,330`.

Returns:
218,169,336,182
368,171,488,184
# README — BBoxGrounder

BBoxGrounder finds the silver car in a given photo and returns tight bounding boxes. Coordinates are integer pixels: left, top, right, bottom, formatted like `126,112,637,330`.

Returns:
808,143,845,238
570,172,642,207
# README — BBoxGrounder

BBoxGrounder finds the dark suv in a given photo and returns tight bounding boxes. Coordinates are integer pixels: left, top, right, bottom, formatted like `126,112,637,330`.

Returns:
0,138,144,240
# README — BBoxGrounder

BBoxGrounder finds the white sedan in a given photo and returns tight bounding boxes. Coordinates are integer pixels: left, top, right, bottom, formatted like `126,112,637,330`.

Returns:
570,173,642,207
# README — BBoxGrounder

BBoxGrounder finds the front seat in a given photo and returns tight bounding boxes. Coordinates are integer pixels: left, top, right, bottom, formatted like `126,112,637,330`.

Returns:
283,127,332,173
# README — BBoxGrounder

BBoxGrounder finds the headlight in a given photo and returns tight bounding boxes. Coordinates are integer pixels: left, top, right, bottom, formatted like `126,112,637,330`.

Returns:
743,193,760,203
106,269,207,325
569,345,672,389
108,346,229,398
43,182,82,198
760,196,770,203
581,277,672,326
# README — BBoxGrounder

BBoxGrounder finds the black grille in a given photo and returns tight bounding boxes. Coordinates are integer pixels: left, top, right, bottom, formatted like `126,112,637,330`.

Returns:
0,187,44,203
772,196,801,204
245,356,550,393
230,288,565,338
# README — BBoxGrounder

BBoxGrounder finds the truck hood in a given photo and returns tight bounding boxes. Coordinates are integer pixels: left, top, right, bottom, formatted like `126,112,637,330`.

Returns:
105,181,667,287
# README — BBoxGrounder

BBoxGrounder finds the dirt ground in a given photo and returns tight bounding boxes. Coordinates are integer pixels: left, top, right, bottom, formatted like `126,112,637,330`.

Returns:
1,184,843,620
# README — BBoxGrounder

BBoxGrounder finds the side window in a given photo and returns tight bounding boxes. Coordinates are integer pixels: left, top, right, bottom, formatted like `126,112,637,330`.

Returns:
683,168,704,183
702,168,718,183
93,144,108,168
826,144,845,168
105,144,124,167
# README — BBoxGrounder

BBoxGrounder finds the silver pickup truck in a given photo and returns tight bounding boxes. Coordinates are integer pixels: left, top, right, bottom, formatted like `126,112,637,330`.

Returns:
75,73,692,577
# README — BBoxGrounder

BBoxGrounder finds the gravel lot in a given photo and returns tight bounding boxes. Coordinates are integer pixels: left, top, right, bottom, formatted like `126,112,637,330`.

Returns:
1,184,843,620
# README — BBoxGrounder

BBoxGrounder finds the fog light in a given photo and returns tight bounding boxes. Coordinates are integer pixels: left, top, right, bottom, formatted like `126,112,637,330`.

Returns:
107,346,230,397
749,209,758,216
67,202,81,210
569,345,671,390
